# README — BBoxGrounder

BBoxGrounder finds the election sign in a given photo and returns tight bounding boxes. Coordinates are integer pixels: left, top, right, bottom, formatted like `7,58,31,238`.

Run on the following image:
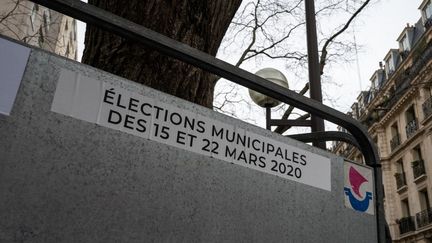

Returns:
51,69,331,191
344,161,375,215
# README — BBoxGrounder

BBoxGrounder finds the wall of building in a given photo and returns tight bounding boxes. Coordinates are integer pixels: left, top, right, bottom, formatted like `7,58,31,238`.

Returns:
333,7,432,240
0,0,77,59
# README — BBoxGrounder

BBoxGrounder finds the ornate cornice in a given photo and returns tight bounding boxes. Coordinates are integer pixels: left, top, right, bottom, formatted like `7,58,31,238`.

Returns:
380,87,417,125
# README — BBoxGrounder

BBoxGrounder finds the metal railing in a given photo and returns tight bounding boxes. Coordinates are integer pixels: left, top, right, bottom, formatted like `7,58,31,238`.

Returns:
398,216,416,234
423,96,432,120
416,208,432,228
395,172,407,190
28,0,380,165
425,18,432,29
390,134,400,152
412,160,426,179
405,119,418,139
27,1,386,242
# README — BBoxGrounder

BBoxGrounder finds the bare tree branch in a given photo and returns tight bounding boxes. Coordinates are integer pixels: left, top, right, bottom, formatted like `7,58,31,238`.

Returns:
272,0,370,134
234,0,261,67
273,82,309,134
0,0,20,23
319,0,370,75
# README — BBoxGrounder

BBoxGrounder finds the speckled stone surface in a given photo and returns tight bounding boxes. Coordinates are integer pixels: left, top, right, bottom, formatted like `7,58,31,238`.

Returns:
0,40,377,242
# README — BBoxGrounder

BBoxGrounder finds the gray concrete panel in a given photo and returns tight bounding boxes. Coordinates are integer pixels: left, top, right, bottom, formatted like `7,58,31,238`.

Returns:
0,40,377,242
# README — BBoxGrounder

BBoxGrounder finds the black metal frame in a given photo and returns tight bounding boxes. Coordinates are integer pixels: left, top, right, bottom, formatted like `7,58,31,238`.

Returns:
27,0,385,242
287,131,360,149
265,106,312,130
304,0,325,149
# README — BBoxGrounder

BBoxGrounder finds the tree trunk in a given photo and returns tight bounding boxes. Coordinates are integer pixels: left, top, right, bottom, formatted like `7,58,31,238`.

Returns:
82,0,241,108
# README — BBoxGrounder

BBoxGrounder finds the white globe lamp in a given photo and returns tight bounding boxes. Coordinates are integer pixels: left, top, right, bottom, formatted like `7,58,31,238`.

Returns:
248,68,289,108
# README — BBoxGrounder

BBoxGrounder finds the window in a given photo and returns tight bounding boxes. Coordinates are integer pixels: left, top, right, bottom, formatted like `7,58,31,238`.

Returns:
412,146,425,179
419,190,430,211
397,159,405,174
378,70,385,87
413,146,423,161
351,103,359,119
387,60,395,73
391,122,399,136
390,122,400,151
399,199,415,234
418,191,432,228
423,87,432,119
30,4,39,31
424,0,432,19
406,106,417,122
358,102,364,115
385,56,395,77
371,77,377,92
43,12,50,33
426,86,432,97
368,89,374,103
395,159,407,189
400,34,410,52
405,105,418,139
401,199,411,217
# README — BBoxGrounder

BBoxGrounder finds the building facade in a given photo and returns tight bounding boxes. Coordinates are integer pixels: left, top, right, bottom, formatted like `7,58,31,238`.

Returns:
333,1,432,242
0,0,77,59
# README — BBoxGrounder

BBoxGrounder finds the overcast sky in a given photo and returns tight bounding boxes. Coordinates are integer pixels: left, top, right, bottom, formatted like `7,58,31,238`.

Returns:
76,0,424,131
329,0,423,112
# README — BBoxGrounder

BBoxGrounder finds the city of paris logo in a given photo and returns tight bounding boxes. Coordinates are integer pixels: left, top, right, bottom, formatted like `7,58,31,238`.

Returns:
344,162,374,215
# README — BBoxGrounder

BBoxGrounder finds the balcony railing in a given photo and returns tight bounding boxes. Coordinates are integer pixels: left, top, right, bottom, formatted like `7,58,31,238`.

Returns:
423,96,432,121
405,119,418,139
412,160,426,179
390,134,400,152
400,50,410,59
416,208,432,228
425,18,432,29
398,216,416,234
395,172,407,190
384,79,409,111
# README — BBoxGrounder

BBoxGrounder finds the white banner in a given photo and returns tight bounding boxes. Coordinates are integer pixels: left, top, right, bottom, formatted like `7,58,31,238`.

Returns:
52,69,331,191
0,38,30,115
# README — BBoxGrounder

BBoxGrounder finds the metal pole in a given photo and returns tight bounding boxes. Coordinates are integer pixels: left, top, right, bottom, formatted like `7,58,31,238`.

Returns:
266,106,271,130
305,0,326,149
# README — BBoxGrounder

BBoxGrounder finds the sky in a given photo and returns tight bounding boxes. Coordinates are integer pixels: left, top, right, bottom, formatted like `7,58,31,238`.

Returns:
329,0,422,112
75,0,424,132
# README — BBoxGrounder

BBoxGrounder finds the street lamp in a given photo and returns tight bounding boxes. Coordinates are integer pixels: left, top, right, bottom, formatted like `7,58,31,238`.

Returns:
249,68,313,132
249,68,305,131
248,68,289,108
